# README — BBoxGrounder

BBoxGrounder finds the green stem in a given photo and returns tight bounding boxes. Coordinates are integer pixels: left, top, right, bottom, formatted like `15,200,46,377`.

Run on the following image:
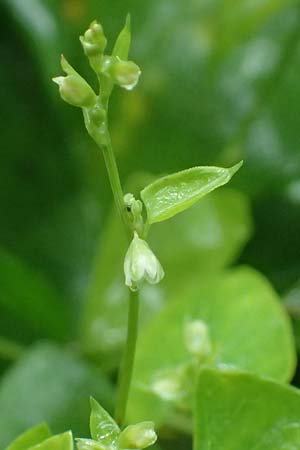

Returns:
86,106,139,426
101,127,131,238
115,289,140,427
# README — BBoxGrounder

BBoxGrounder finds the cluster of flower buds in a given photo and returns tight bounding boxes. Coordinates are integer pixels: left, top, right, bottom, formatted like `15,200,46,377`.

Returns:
124,232,164,291
76,397,157,450
53,16,141,108
80,20,107,57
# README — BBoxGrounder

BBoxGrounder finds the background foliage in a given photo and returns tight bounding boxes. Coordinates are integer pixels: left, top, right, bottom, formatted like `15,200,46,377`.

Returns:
1,0,300,449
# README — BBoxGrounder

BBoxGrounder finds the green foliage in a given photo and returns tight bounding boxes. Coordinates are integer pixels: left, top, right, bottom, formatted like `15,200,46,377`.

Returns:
1,1,300,449
112,15,131,60
28,432,73,450
80,186,252,363
141,162,242,224
77,398,156,450
5,424,51,450
0,344,113,447
89,397,120,444
195,368,300,449
127,267,296,425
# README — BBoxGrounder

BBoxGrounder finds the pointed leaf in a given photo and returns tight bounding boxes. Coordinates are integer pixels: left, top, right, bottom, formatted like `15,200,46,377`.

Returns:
112,14,131,60
195,368,300,449
5,424,51,450
28,432,73,450
141,161,243,224
90,397,120,446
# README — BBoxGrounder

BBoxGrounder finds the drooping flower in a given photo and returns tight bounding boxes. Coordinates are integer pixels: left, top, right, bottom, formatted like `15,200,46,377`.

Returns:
124,232,164,291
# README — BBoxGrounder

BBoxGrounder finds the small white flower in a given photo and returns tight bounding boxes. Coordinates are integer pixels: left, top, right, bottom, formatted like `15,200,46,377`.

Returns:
124,232,164,290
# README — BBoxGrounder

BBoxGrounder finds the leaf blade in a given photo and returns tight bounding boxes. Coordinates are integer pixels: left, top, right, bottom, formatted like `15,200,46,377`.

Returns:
141,161,243,224
112,14,131,60
90,397,120,446
195,368,300,450
5,424,51,450
28,432,73,450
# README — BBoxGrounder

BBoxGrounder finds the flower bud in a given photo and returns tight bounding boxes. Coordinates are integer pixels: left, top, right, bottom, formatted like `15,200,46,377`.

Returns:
52,75,97,108
184,319,212,360
80,21,107,57
124,232,164,290
118,422,157,449
102,57,141,91
151,369,184,402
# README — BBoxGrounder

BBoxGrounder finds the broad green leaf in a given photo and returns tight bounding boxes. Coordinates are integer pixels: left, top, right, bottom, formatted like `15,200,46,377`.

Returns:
28,432,73,450
127,267,296,425
90,397,120,445
80,175,251,367
5,424,51,450
141,162,243,224
112,14,131,60
195,368,300,450
0,343,114,448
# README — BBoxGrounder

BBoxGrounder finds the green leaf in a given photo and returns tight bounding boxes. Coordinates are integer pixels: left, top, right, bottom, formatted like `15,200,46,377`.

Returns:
0,343,114,448
5,424,51,450
195,368,300,449
80,180,251,366
112,14,131,60
140,162,243,224
90,397,120,445
28,432,73,450
127,267,296,425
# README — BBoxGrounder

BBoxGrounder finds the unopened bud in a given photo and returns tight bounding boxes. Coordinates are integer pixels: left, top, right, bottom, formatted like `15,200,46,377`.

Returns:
184,320,212,359
102,57,141,91
80,21,107,57
124,232,164,290
53,75,97,108
151,369,185,402
118,422,157,449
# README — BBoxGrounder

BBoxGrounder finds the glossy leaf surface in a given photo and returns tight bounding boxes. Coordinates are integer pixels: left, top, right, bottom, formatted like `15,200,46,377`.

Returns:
90,397,120,445
5,424,51,450
28,432,73,450
141,162,242,224
127,267,296,424
195,368,300,449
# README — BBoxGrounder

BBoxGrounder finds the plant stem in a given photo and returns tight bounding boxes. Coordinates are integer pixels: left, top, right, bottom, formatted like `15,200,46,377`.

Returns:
101,127,131,238
89,110,139,426
115,289,140,427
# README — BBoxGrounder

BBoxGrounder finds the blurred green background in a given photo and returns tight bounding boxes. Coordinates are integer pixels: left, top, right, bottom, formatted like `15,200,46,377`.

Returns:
1,0,300,448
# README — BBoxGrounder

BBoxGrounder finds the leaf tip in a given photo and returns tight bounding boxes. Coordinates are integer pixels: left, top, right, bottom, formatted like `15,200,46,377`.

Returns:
125,13,131,29
229,160,243,176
